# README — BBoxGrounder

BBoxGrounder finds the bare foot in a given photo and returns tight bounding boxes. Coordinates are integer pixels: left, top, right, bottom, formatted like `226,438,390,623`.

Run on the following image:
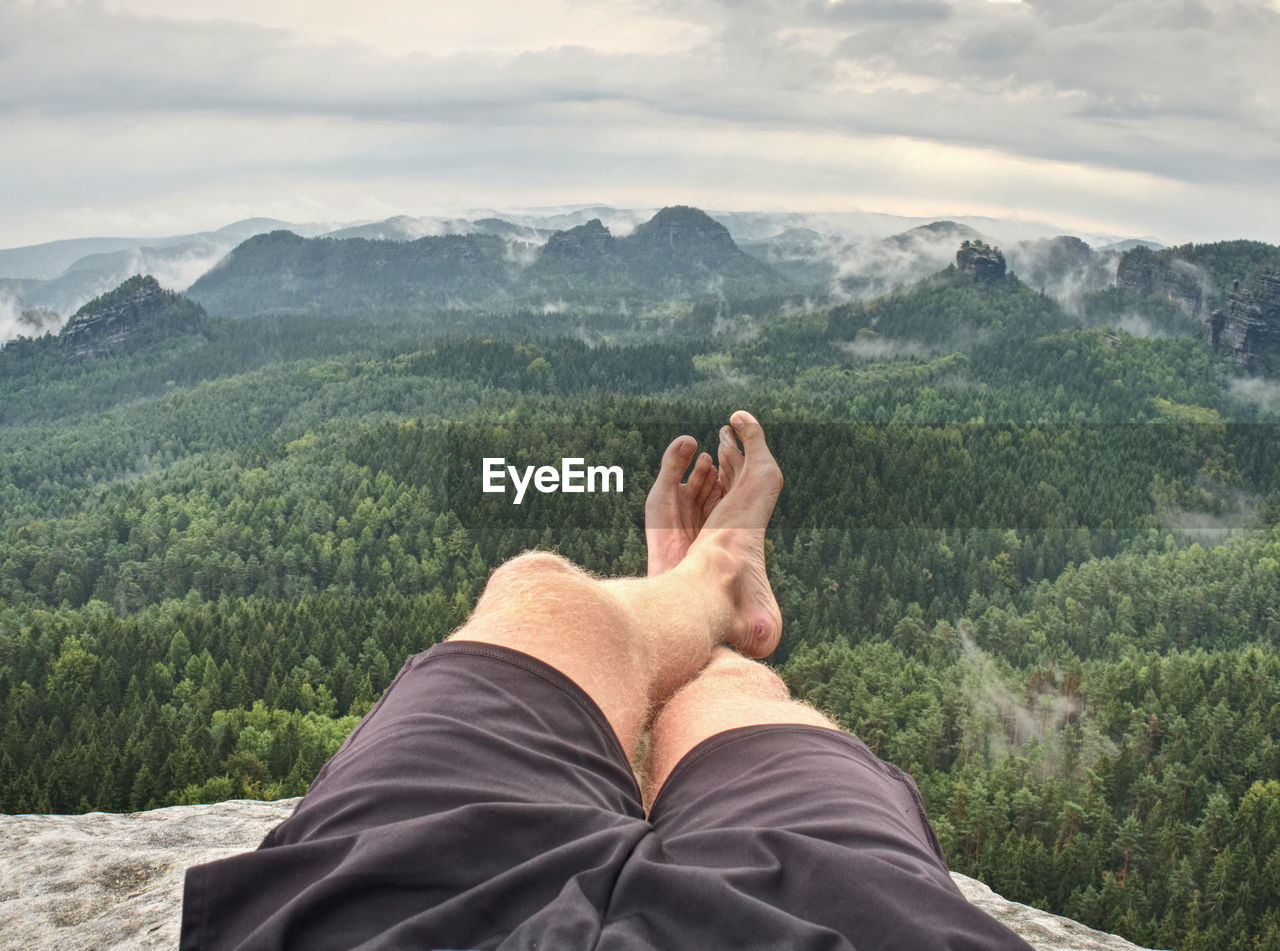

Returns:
645,435,725,576
690,410,784,658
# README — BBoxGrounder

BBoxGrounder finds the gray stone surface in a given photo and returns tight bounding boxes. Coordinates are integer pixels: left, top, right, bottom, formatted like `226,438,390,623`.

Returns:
0,799,295,951
957,243,1007,282
58,274,173,360
541,219,618,262
1,799,1158,950
1209,267,1280,374
1115,246,1210,320
952,874,1156,951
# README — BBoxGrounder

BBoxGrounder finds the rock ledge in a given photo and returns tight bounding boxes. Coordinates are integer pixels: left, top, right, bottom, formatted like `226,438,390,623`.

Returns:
0,800,1159,950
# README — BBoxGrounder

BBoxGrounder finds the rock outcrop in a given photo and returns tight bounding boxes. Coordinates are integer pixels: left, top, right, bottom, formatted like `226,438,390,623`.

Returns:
530,217,641,296
58,275,202,359
1114,246,1210,320
957,242,1007,282
540,218,616,262
0,799,1161,951
1209,268,1280,374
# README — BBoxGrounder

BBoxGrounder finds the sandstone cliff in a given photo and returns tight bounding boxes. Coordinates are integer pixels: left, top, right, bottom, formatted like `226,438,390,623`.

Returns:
58,275,205,360
541,218,617,262
1209,268,1280,374
0,799,1161,951
957,242,1007,282
529,218,640,296
1114,246,1210,320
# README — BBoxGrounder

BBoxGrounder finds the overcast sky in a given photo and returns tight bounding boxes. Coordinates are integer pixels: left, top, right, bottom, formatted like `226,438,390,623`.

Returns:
2,0,1278,248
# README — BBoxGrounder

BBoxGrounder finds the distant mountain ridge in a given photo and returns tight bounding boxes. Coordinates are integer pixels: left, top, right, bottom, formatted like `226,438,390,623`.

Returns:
0,204,1205,347
0,219,338,328
0,218,325,282
187,230,523,316
28,232,1276,379
186,206,793,317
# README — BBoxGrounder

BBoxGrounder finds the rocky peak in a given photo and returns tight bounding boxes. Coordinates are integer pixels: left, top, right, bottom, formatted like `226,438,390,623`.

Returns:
956,240,1007,282
0,799,1159,951
601,205,789,299
541,219,616,261
59,275,182,359
1209,267,1280,374
626,205,739,259
1113,246,1158,296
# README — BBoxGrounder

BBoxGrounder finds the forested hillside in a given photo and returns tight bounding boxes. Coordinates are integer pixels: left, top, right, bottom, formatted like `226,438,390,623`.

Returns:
3,245,1280,950
185,206,792,317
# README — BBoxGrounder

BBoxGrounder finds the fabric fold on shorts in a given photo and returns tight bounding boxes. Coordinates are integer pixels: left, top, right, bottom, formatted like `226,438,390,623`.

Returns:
182,642,1032,951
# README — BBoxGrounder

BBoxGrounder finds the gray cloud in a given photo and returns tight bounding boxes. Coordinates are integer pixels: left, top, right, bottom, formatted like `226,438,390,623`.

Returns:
819,0,951,21
0,0,1277,246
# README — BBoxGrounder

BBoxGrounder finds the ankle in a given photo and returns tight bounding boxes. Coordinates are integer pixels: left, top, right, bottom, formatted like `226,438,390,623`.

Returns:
672,538,739,594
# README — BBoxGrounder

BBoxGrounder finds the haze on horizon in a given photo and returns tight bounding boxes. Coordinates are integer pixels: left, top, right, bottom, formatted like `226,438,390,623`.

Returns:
2,0,1278,250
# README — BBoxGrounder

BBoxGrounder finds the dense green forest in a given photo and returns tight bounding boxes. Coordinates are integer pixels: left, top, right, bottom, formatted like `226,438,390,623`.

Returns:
3,248,1280,950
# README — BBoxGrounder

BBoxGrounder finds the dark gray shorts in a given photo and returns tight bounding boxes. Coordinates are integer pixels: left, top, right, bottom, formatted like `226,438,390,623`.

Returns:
181,642,1031,950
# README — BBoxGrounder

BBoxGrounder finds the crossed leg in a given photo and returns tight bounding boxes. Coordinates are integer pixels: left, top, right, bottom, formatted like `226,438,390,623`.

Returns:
183,411,1034,950
644,646,836,806
448,410,833,776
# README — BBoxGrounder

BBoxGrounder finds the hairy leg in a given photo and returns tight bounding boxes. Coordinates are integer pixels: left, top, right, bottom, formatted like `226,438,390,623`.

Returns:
450,411,783,760
643,647,837,808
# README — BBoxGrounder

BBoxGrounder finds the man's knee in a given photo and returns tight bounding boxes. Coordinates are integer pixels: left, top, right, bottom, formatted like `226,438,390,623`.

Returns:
484,550,584,596
685,648,792,704
469,549,632,635
645,649,839,800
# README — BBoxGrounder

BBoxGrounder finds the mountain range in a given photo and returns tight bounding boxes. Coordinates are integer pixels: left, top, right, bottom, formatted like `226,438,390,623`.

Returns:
1,205,1164,342
180,206,792,317
6,201,1279,372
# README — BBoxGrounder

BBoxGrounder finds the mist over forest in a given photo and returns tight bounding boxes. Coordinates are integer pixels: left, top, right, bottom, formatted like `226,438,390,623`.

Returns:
0,205,1165,345
3,205,1280,950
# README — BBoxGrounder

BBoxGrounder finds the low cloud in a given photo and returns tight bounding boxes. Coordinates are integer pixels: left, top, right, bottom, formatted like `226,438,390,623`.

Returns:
1229,376,1280,412
956,621,1102,769
709,362,754,388
503,238,541,268
1159,480,1262,545
745,221,977,301
0,240,237,344
1111,312,1172,339
1004,236,1119,310
831,230,963,301
833,336,929,359
124,246,229,292
0,287,62,346
0,287,24,343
